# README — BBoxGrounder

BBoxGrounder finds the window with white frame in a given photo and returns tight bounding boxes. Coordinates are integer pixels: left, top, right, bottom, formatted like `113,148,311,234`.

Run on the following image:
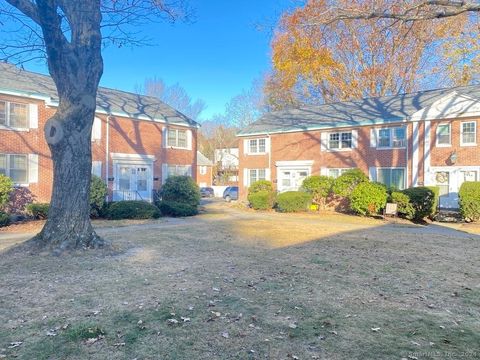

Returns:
200,166,207,175
248,138,266,153
249,169,266,185
377,127,406,148
0,101,29,128
461,121,476,145
328,131,352,150
0,154,28,183
328,168,351,178
167,165,192,178
377,168,405,190
436,123,451,146
167,129,188,148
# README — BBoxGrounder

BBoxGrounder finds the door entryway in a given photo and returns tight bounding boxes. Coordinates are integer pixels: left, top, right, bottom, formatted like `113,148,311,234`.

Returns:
111,154,155,202
431,167,480,209
275,160,314,193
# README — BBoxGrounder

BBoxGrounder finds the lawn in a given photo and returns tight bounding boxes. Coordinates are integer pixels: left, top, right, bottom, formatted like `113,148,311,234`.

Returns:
0,202,479,359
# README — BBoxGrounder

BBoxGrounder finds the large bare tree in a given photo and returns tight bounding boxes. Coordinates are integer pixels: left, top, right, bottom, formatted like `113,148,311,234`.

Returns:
139,77,206,121
0,0,190,254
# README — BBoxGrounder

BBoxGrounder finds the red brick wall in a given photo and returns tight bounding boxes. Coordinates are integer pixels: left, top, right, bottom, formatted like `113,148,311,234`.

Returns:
239,125,411,198
0,94,197,203
429,118,480,166
196,165,213,187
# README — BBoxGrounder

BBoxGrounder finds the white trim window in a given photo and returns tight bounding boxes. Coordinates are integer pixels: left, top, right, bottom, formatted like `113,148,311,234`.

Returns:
166,165,192,179
167,128,188,148
0,100,29,129
329,131,352,150
199,165,207,175
436,123,451,146
0,154,28,183
249,169,266,185
376,168,406,190
377,127,406,148
249,138,266,154
327,168,351,178
461,121,476,146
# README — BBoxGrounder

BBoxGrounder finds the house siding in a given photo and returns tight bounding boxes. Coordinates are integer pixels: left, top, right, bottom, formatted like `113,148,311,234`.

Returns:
0,93,197,203
239,117,480,202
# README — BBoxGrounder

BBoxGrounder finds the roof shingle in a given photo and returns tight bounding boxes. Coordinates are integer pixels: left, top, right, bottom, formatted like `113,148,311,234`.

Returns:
0,62,198,128
238,85,480,136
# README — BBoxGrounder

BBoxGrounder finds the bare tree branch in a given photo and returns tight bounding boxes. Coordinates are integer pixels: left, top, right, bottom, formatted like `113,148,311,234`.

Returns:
327,1,480,24
4,0,39,23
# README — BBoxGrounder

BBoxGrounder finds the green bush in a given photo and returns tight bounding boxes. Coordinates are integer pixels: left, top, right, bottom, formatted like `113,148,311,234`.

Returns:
0,174,14,209
401,187,438,220
90,175,108,218
0,211,10,227
332,169,369,197
249,180,274,193
426,186,440,218
26,203,50,219
350,182,388,216
459,182,480,222
159,176,200,207
158,200,198,217
301,175,333,207
390,191,415,220
248,190,276,210
248,180,276,210
275,191,312,213
107,201,160,220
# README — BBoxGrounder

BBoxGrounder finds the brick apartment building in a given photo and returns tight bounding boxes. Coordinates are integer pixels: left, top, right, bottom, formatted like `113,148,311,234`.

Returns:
0,63,199,203
196,151,213,187
238,86,480,209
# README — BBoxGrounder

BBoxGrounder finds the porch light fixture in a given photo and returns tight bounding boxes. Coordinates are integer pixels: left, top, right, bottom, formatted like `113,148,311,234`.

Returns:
449,151,458,165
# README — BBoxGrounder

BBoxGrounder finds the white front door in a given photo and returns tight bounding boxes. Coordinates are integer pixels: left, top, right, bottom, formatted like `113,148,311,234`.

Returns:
433,168,479,209
115,164,152,201
435,170,457,209
278,168,310,192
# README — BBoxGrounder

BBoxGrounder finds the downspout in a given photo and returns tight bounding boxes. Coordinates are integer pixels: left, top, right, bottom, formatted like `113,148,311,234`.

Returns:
268,132,272,183
106,115,111,200
405,122,409,189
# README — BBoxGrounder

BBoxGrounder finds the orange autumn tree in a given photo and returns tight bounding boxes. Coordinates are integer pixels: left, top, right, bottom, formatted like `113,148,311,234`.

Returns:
265,0,467,110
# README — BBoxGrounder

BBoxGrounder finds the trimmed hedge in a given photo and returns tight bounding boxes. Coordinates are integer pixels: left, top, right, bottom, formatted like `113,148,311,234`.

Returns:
26,203,50,219
401,186,439,220
0,211,10,227
248,180,276,210
276,191,312,213
459,181,480,222
158,200,198,217
248,190,275,210
390,191,415,220
332,169,368,197
159,176,200,207
0,174,14,208
90,175,108,218
107,201,160,220
426,186,440,218
301,175,333,207
350,182,388,216
249,180,274,193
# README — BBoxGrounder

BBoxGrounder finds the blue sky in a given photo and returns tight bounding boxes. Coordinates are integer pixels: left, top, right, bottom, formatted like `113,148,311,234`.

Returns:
27,1,296,121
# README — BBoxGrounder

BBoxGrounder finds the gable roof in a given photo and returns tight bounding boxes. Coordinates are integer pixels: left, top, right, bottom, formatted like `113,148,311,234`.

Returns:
238,85,480,136
197,151,213,166
0,62,198,128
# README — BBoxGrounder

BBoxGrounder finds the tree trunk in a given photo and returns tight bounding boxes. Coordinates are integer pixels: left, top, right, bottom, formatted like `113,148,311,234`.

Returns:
20,0,109,254
30,100,108,254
